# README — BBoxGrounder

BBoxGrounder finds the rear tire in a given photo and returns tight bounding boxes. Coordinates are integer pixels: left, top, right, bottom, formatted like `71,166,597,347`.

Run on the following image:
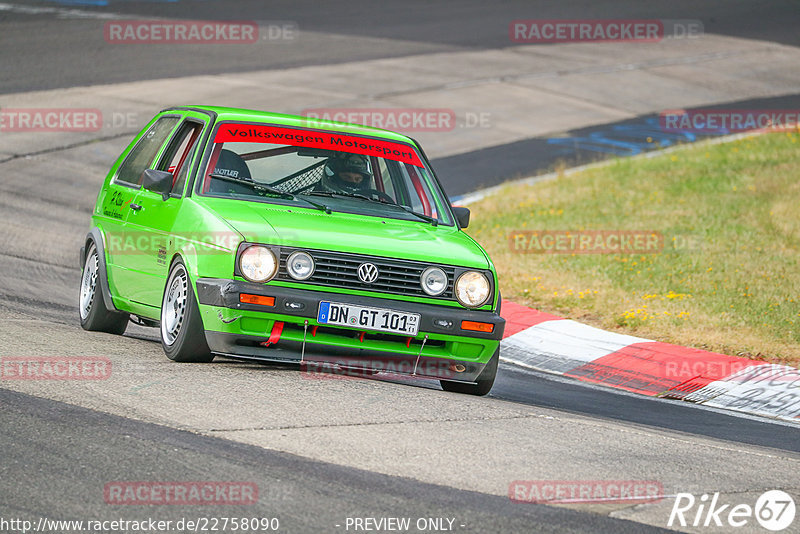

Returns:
79,243,128,335
440,346,499,396
160,260,213,363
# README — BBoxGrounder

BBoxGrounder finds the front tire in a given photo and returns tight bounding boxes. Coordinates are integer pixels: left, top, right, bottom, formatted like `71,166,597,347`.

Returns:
160,260,213,363
440,346,499,396
79,243,128,335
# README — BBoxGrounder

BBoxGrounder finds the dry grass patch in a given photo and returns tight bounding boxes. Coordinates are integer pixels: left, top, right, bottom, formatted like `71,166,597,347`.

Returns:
467,132,800,367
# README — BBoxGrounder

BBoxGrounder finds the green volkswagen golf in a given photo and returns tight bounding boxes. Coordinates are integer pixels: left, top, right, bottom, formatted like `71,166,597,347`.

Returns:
79,106,504,395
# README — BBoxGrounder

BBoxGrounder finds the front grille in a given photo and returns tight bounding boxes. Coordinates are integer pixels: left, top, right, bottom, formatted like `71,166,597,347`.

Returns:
277,248,457,300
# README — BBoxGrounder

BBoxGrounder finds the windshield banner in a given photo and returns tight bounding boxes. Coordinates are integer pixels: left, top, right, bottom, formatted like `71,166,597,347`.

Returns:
214,123,423,167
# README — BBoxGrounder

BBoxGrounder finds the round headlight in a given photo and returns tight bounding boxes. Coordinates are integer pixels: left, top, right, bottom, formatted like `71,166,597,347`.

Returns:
287,251,315,280
455,271,491,308
420,266,448,296
239,245,278,283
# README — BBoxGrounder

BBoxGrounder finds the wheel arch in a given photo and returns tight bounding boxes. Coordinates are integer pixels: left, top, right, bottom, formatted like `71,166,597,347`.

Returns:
166,251,205,315
162,251,213,356
82,227,119,313
168,246,200,288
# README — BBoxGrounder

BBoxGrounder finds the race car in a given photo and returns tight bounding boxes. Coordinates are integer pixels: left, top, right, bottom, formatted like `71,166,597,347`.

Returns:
79,106,504,395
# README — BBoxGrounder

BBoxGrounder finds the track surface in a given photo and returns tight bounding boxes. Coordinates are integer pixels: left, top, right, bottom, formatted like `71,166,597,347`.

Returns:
2,388,666,533
2,0,800,94
1,1,799,533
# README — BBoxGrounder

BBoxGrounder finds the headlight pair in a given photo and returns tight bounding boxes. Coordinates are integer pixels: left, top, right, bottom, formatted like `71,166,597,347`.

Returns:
421,266,490,308
240,245,489,308
239,246,315,283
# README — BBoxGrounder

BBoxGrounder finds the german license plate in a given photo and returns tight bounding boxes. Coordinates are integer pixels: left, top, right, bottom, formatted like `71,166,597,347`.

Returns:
317,301,420,336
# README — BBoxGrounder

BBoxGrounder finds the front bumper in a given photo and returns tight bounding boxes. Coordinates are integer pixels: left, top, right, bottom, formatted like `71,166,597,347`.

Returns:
195,278,504,383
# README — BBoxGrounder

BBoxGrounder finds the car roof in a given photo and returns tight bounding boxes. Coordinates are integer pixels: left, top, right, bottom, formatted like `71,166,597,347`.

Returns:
164,105,417,145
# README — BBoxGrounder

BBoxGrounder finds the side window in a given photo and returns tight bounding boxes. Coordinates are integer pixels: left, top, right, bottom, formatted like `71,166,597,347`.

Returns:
386,160,439,219
171,134,200,196
408,166,439,219
157,120,203,196
375,157,395,199
114,117,180,186
384,159,411,206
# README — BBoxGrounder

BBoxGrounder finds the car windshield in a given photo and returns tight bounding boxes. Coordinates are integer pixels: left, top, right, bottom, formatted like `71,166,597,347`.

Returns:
196,122,454,225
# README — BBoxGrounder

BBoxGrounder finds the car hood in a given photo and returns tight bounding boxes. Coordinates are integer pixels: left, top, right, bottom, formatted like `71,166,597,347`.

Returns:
201,199,490,268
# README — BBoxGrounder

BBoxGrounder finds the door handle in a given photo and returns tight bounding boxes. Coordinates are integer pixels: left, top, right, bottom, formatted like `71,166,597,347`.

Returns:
130,203,142,211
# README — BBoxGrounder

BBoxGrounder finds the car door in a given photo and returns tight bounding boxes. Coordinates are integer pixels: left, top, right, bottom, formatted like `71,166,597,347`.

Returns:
123,113,209,309
102,114,182,302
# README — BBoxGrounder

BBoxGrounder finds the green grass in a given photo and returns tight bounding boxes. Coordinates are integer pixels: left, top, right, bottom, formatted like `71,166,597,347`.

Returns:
468,132,800,366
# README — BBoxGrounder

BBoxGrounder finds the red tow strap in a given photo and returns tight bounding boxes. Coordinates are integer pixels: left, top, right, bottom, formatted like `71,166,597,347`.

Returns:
261,321,284,347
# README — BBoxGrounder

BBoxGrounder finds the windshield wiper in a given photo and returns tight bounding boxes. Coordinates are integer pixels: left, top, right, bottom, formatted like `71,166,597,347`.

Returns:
390,203,439,226
306,191,380,203
307,191,438,226
209,173,331,213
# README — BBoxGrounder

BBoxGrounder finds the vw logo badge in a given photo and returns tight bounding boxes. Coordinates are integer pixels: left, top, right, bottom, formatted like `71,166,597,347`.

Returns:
357,263,379,284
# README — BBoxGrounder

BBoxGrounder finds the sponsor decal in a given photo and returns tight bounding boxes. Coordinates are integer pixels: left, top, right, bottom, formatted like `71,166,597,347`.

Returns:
214,124,423,167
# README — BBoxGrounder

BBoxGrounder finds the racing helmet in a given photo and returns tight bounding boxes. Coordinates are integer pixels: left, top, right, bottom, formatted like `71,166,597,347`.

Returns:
320,153,373,193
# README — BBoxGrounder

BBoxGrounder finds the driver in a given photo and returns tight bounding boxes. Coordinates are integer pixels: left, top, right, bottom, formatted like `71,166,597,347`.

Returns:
316,153,373,194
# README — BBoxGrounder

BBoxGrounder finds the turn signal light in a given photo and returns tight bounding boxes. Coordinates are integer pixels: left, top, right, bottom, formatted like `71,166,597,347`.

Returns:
461,320,494,333
239,293,275,307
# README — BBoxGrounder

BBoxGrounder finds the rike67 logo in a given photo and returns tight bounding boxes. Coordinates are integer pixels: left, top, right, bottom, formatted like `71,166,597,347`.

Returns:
669,490,796,531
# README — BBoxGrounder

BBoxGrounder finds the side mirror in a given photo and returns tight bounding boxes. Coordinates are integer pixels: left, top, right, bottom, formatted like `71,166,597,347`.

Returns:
141,169,173,196
452,206,470,228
